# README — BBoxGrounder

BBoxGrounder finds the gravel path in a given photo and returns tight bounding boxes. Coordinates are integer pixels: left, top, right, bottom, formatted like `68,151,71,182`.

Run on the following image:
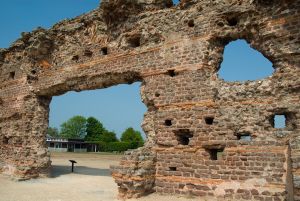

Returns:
0,152,199,201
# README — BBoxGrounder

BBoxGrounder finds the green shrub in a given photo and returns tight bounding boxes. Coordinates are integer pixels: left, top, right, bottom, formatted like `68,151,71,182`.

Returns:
96,141,142,152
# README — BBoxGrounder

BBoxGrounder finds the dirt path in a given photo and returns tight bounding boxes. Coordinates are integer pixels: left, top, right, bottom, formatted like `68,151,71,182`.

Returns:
0,152,198,201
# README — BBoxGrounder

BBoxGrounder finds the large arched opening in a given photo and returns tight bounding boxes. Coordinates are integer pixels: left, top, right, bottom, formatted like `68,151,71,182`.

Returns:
43,82,147,200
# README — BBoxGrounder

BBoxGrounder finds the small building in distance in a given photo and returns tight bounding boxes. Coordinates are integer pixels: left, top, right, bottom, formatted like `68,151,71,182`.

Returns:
46,135,98,152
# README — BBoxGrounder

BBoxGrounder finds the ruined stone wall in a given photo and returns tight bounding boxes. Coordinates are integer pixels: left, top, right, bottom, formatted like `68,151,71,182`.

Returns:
0,0,299,200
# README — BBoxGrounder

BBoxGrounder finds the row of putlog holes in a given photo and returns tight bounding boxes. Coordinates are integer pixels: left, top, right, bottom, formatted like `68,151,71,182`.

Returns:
7,15,238,80
165,113,292,170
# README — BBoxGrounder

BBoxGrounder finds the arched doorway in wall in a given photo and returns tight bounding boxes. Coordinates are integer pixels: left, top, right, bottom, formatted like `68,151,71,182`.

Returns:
46,82,147,200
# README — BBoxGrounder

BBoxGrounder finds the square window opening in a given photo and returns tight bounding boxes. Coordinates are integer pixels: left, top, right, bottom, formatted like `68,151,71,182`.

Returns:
175,129,193,145
101,47,108,55
237,133,252,141
207,148,224,160
167,69,176,77
72,55,79,61
273,114,286,129
169,167,177,171
165,119,172,126
188,19,195,27
227,17,238,26
205,117,214,125
127,35,141,48
270,112,296,130
9,72,15,80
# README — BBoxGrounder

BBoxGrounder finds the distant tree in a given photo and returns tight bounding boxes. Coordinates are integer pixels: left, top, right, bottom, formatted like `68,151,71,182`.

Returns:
47,127,59,138
121,127,144,148
99,131,119,143
84,117,107,141
60,116,87,139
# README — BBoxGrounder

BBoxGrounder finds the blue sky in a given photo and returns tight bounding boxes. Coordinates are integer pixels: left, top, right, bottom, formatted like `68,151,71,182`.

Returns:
0,0,99,47
0,1,280,138
50,83,146,138
218,40,274,81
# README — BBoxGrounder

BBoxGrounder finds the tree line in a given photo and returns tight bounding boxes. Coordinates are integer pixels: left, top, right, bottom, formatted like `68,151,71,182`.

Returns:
47,115,144,151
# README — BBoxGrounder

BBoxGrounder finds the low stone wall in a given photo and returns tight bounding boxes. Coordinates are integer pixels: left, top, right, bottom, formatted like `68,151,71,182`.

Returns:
111,147,156,199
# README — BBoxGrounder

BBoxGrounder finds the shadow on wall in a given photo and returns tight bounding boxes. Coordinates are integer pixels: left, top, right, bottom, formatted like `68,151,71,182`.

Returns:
50,165,111,178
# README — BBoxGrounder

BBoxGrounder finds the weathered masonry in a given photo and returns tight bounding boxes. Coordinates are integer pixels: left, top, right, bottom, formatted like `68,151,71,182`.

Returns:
0,0,299,200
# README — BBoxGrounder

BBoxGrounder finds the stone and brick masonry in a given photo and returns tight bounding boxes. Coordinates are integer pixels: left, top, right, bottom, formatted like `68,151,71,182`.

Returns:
0,0,299,200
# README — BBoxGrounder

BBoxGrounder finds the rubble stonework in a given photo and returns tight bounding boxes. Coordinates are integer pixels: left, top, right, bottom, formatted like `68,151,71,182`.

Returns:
0,0,299,200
